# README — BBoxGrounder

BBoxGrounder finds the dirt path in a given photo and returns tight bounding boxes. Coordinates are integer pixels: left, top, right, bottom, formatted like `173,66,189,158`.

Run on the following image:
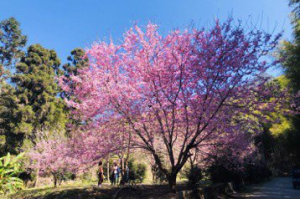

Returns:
234,177,300,199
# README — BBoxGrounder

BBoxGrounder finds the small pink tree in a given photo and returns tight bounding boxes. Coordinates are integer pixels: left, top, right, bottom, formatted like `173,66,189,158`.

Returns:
61,19,284,189
27,131,79,187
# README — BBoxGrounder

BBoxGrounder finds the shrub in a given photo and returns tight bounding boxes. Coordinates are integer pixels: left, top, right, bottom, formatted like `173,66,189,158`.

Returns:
207,160,272,187
186,166,203,188
128,159,146,183
207,164,243,185
244,163,271,183
151,164,167,184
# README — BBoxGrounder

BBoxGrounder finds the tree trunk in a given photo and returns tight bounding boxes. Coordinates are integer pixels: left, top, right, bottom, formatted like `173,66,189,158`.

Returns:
35,168,40,187
107,160,110,183
168,173,177,192
53,174,58,187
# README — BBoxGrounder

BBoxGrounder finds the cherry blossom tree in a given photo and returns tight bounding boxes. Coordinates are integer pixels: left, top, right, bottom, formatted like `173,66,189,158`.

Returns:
27,131,79,187
60,18,284,189
67,121,132,168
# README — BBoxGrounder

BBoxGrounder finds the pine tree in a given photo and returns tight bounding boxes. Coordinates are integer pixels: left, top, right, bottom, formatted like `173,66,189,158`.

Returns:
61,48,89,131
61,48,88,99
11,44,67,149
0,17,27,81
0,17,26,155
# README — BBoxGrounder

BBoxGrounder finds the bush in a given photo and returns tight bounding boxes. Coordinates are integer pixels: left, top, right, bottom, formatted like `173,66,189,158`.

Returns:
151,164,167,184
80,171,93,183
207,160,272,187
207,164,243,185
18,169,35,188
128,159,146,183
150,153,168,184
62,171,76,181
244,163,271,183
186,166,203,188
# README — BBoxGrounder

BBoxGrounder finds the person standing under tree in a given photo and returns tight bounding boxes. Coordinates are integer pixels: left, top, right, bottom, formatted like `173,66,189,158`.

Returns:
110,166,115,185
97,161,104,187
125,164,130,184
113,162,120,185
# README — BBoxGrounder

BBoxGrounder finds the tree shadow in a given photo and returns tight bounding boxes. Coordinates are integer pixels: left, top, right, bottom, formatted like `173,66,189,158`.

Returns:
8,186,112,199
40,187,110,199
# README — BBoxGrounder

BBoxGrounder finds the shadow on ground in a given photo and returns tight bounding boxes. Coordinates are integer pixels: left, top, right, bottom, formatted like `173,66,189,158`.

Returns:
7,184,188,199
7,186,111,199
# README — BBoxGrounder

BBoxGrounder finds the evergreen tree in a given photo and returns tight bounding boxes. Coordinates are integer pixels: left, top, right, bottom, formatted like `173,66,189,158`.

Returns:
0,17,27,81
280,0,300,92
61,48,88,99
61,48,88,130
0,17,26,155
0,83,19,155
278,0,300,164
11,44,67,149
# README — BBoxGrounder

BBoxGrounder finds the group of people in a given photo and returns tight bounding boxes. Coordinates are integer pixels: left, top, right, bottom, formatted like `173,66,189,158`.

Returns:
97,161,130,187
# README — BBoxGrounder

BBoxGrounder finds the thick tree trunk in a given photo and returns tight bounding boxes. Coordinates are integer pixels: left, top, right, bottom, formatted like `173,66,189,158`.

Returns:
168,173,177,192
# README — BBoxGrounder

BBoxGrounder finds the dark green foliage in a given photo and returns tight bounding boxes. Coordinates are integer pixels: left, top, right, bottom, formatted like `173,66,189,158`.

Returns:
243,164,272,184
0,18,68,155
279,0,300,92
151,153,168,184
127,159,146,183
277,0,300,165
62,172,76,181
61,48,88,99
180,164,203,188
279,1,300,91
186,166,203,188
286,116,300,163
207,159,271,187
208,164,243,185
63,48,88,77
0,17,27,80
18,169,35,188
0,83,20,155
280,44,300,92
10,44,67,148
0,18,27,155
52,171,76,187
61,48,89,131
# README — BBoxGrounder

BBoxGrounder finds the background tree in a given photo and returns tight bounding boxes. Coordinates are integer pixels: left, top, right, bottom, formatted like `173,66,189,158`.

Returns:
0,84,19,155
0,17,27,81
0,17,26,155
61,48,89,99
61,48,89,131
275,0,300,165
280,0,300,92
11,44,67,150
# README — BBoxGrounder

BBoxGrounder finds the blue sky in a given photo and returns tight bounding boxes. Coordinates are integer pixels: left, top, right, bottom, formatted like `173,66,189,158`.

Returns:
0,0,293,75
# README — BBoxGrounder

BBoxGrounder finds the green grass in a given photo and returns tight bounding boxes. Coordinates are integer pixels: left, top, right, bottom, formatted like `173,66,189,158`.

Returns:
4,183,112,199
1,178,191,199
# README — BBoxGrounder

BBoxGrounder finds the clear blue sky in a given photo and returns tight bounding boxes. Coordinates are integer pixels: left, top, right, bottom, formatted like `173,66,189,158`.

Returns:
0,0,293,75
